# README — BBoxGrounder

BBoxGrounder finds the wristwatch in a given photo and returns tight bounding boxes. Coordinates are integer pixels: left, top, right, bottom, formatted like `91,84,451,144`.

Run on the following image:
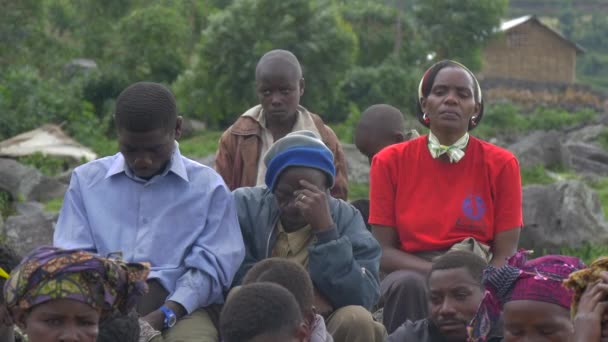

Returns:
160,305,177,329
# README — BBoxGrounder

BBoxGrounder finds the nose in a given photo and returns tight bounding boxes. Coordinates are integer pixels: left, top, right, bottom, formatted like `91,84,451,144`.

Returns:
271,92,283,107
438,298,456,316
58,326,81,342
133,155,153,168
444,90,459,105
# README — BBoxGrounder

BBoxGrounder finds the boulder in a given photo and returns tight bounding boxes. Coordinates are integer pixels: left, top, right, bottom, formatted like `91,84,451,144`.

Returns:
566,124,606,144
564,142,608,177
0,158,67,202
507,130,571,169
3,212,57,257
14,202,45,216
342,143,370,185
0,158,44,201
521,180,608,252
194,154,216,168
180,118,208,138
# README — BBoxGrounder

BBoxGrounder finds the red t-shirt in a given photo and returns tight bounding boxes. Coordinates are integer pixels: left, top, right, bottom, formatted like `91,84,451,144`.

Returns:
368,135,523,253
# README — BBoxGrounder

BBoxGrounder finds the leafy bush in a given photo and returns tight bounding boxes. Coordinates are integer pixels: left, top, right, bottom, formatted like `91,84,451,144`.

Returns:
176,0,358,127
17,154,67,176
0,66,105,147
339,59,420,119
520,165,555,186
115,4,190,84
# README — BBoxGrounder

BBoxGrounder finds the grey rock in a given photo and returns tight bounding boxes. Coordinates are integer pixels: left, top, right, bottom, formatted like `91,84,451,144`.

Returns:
54,169,73,185
15,202,45,216
32,176,67,202
3,212,57,256
0,158,67,202
180,118,208,138
566,124,606,144
520,180,608,252
508,131,571,169
565,142,608,176
194,154,216,168
0,158,44,201
342,143,370,185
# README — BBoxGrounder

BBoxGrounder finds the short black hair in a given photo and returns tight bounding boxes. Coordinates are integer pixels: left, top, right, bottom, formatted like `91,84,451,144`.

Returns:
97,312,140,342
415,60,484,130
242,258,314,313
114,82,177,132
0,243,20,303
220,282,302,342
429,250,488,287
255,49,303,80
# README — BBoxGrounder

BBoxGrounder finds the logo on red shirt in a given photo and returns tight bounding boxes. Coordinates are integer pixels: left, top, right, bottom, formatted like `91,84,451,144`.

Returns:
462,195,486,221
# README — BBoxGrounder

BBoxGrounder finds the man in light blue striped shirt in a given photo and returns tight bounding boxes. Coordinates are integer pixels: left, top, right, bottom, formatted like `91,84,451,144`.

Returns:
54,82,244,342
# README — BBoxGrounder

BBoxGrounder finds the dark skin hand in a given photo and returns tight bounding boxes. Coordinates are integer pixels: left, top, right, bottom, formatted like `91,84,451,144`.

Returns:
373,225,432,275
373,225,521,274
573,275,608,342
293,180,334,232
489,228,521,267
294,179,335,313
142,301,187,331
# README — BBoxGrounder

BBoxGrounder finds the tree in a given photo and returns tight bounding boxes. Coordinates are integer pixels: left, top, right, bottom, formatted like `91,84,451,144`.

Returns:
415,0,508,71
175,0,358,126
0,66,101,146
115,4,191,84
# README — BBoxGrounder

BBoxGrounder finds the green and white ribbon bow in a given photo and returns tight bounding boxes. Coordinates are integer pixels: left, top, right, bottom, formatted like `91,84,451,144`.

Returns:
428,132,469,163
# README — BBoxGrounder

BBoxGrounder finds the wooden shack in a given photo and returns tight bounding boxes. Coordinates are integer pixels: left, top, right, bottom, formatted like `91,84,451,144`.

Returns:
481,15,584,84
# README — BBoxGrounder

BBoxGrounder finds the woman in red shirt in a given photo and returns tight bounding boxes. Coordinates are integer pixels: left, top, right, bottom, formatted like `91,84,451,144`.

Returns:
369,60,522,333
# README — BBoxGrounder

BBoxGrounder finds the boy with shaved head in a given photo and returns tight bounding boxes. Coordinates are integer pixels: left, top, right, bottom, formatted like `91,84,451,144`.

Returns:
355,104,419,164
215,49,348,200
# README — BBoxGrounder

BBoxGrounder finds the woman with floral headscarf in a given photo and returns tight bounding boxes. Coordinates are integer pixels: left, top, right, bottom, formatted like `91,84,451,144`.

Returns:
469,251,585,341
3,246,149,342
369,60,523,333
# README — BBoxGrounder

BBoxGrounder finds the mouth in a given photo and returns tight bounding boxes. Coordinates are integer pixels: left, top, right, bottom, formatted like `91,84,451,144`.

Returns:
438,110,461,119
437,320,465,333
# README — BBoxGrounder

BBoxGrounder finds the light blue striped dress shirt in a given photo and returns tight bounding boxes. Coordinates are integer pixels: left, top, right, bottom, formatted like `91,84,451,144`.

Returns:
53,145,245,313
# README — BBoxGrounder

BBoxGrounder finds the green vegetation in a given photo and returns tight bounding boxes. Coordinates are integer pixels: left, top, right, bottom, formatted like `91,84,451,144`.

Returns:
598,128,608,151
475,103,597,140
44,198,64,213
17,153,68,177
178,131,223,159
348,183,370,201
560,243,608,265
520,165,555,186
590,177,608,216
0,191,12,219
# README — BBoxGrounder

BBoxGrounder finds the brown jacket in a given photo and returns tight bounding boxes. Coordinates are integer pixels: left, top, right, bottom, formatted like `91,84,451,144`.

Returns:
215,109,348,200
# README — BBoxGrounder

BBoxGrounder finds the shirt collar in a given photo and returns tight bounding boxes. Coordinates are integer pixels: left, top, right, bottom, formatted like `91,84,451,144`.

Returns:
104,142,189,182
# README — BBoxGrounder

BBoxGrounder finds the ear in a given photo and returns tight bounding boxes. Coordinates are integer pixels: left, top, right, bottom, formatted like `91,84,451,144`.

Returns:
295,321,311,342
473,102,481,118
299,78,305,97
174,116,183,140
12,309,27,331
394,131,406,143
303,310,316,329
420,97,429,115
